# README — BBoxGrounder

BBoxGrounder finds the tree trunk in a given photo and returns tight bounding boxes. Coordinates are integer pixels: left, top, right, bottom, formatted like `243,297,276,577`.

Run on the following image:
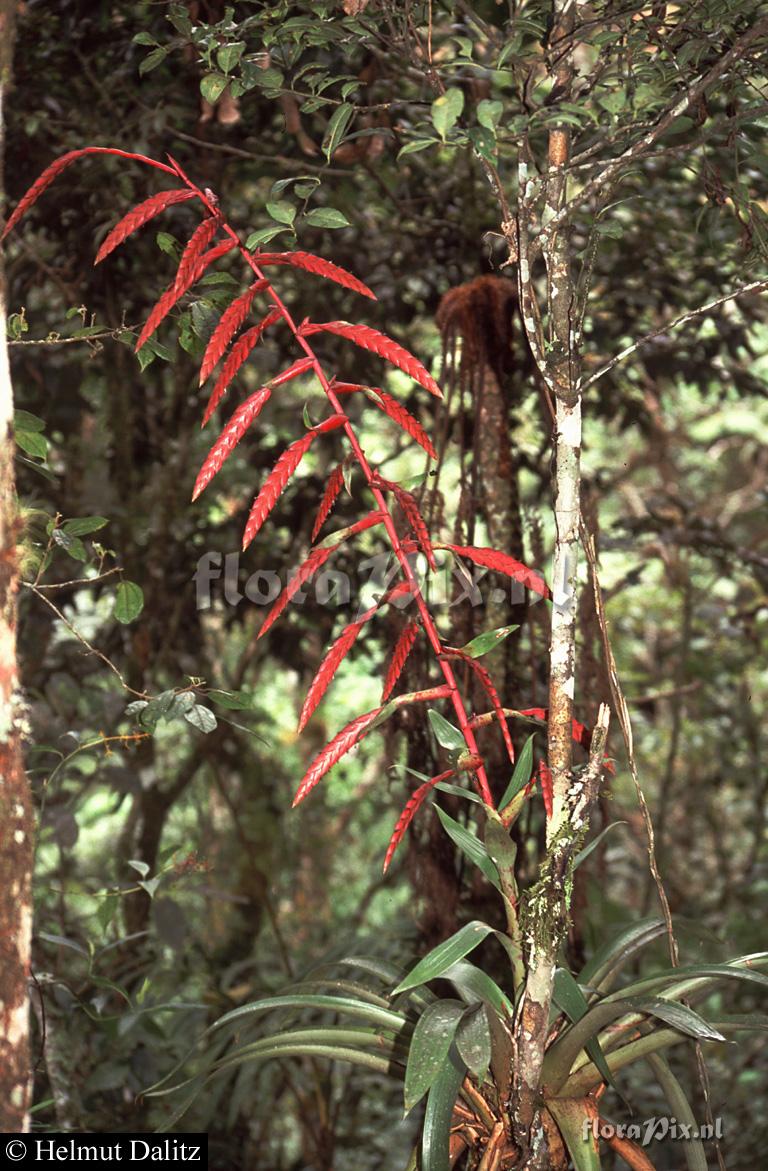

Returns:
0,0,34,1131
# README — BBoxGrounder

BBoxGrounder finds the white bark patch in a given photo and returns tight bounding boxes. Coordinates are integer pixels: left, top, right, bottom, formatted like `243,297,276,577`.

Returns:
559,404,581,448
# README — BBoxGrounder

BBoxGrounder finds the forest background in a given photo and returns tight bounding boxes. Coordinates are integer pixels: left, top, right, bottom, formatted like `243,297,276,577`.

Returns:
2,2,768,1169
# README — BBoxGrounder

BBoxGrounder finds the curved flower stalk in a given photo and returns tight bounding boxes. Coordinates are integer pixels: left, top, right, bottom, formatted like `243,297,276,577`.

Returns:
3,146,557,836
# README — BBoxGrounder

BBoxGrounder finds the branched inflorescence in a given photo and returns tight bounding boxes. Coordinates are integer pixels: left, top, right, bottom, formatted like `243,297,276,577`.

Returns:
4,148,557,868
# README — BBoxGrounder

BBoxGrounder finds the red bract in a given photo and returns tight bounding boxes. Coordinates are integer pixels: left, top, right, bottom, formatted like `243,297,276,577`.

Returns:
392,485,437,571
257,510,386,640
298,604,377,732
135,238,235,353
199,280,269,385
311,464,345,541
173,214,221,292
1,146,177,241
202,308,282,425
255,251,376,300
442,544,552,600
382,770,455,873
192,387,272,502
382,621,419,701
95,189,196,264
242,431,317,550
293,708,383,806
443,647,514,764
371,390,437,460
538,760,554,818
299,321,443,398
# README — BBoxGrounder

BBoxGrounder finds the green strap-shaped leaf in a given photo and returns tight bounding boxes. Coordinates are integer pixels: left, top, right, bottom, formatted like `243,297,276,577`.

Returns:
422,1047,466,1171
214,993,405,1032
646,1053,708,1171
435,806,501,889
547,1099,602,1171
393,921,495,994
442,959,512,1018
603,956,768,1002
578,918,667,992
455,1003,491,1080
498,733,536,812
403,999,464,1112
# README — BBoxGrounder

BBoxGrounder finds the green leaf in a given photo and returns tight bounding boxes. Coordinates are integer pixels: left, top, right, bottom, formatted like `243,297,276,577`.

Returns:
578,918,667,993
200,73,229,104
393,922,495,994
15,430,48,459
322,102,354,161
62,516,109,537
97,894,119,934
431,88,464,140
114,581,145,624
498,733,536,811
422,1047,465,1171
646,1054,708,1171
403,999,464,1111
215,994,406,1033
468,126,496,161
139,47,167,76
52,529,87,562
133,32,159,46
435,806,501,890
631,997,726,1043
217,41,246,73
458,625,518,659
208,689,256,711
266,199,297,227
156,232,180,257
246,227,291,250
434,781,485,806
427,709,465,753
477,99,503,131
397,138,439,159
553,968,617,1093
184,705,218,734
128,859,150,879
14,409,45,432
302,208,350,229
455,1003,491,1080
573,822,627,871
547,1098,601,1171
442,959,512,1018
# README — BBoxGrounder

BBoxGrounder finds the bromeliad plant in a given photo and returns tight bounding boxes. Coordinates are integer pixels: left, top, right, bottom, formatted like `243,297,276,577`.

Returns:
7,151,768,1170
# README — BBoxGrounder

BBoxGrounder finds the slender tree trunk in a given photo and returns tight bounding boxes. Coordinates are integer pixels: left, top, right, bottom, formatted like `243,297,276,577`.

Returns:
0,0,34,1131
511,4,609,1165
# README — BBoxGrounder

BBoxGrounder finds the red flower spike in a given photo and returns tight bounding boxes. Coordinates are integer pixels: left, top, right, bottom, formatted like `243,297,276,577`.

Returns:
299,321,443,398
258,511,386,640
538,761,553,818
442,647,515,764
255,251,376,300
174,214,221,292
383,770,456,873
298,604,378,732
95,189,196,265
392,485,437,571
382,621,419,702
202,308,282,425
242,432,316,550
311,465,345,541
370,390,437,459
192,387,271,501
442,544,551,600
270,357,315,388
135,238,235,353
199,280,269,385
293,708,383,806
2,147,178,241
